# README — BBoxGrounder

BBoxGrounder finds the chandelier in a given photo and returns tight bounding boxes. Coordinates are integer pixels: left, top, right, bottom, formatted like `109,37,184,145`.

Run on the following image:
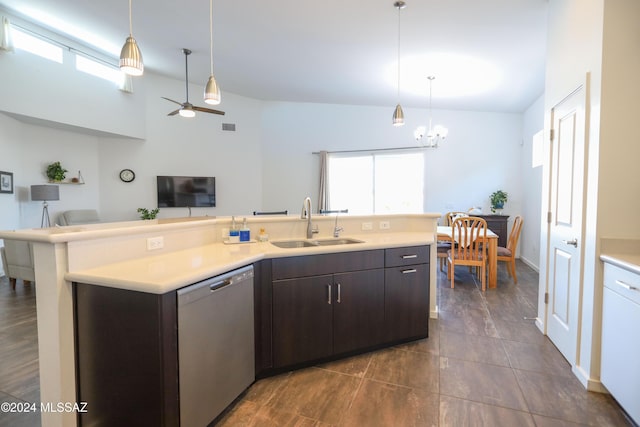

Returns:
414,76,448,148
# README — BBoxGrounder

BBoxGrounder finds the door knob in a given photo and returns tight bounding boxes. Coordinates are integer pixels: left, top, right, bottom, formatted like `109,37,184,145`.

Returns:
562,238,578,248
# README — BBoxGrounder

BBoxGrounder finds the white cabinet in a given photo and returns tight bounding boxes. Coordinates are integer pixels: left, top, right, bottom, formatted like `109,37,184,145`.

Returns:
601,262,640,425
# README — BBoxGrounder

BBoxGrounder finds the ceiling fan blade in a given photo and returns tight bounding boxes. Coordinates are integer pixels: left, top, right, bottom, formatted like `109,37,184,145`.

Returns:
192,105,225,115
162,97,183,106
167,109,180,116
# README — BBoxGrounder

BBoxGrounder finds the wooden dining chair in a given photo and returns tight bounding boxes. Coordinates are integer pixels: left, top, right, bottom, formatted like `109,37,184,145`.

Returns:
497,215,524,284
445,211,469,225
447,216,488,291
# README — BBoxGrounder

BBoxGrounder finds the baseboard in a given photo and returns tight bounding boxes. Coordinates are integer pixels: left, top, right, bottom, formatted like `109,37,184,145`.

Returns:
572,365,608,393
519,256,539,272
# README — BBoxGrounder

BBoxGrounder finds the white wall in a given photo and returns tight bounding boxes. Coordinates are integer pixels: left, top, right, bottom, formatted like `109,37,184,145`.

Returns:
540,0,640,390
260,102,525,222
0,30,544,277
95,73,264,221
520,95,544,269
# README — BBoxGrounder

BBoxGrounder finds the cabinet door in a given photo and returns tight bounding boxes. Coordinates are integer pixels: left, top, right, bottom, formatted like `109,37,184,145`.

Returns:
272,275,333,367
384,263,429,342
333,269,385,354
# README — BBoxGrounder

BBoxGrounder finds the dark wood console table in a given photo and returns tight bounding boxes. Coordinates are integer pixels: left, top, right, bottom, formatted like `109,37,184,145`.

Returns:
476,215,509,247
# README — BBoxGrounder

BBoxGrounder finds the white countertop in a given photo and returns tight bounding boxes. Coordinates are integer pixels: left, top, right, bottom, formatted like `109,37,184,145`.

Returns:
600,253,640,275
66,232,436,294
600,238,640,275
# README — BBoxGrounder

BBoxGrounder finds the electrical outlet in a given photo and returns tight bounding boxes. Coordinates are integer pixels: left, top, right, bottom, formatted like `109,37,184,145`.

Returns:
362,222,373,231
147,236,164,251
379,221,390,230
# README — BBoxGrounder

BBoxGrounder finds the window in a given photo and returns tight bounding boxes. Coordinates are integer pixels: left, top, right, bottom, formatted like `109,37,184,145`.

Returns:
75,54,124,86
12,27,63,63
328,151,424,214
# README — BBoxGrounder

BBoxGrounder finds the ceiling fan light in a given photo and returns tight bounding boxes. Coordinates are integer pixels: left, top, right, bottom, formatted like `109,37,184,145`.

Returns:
204,75,221,105
119,35,143,76
392,104,405,126
179,105,196,118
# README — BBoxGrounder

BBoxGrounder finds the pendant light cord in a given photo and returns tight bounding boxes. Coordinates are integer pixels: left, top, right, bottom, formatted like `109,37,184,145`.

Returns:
396,4,401,102
185,51,190,102
428,76,434,131
209,0,214,75
128,0,133,35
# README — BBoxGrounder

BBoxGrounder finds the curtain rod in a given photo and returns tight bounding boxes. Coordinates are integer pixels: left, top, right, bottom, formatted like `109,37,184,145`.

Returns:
312,145,431,155
10,21,119,70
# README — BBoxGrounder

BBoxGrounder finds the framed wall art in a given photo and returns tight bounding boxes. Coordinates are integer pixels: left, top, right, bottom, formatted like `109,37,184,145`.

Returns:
0,171,14,194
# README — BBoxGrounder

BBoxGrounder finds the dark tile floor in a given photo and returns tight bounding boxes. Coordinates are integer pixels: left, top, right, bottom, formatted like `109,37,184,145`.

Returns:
0,262,634,427
217,262,634,427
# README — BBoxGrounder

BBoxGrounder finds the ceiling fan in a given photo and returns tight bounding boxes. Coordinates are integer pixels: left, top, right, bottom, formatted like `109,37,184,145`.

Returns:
162,48,225,118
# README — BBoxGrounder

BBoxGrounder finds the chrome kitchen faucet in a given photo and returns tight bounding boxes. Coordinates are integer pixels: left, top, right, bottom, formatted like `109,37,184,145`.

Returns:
301,197,319,239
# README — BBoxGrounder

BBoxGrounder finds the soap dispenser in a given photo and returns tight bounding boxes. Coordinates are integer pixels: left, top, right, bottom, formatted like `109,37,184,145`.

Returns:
240,218,250,242
229,216,240,243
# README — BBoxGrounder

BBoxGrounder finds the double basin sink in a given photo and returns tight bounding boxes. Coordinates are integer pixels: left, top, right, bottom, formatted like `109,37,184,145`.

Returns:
271,237,364,249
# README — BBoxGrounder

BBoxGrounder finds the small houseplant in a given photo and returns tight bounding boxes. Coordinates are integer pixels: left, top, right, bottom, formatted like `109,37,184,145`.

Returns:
137,207,159,220
490,190,508,213
46,161,67,182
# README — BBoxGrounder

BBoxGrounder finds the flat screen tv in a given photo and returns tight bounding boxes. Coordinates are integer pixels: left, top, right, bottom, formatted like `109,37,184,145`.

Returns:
157,176,216,208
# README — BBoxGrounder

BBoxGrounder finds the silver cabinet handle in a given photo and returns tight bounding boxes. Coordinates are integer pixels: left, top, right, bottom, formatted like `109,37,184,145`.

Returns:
562,238,578,248
402,269,417,274
402,254,418,259
337,283,341,303
615,279,639,292
327,284,332,304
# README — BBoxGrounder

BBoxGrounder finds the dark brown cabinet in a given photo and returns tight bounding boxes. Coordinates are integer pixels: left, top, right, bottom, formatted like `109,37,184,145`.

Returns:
476,214,509,247
272,269,384,367
270,246,429,370
74,284,179,427
384,246,430,342
271,250,385,368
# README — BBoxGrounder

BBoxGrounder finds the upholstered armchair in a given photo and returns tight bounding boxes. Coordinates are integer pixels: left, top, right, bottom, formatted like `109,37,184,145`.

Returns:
57,209,101,226
1,239,35,290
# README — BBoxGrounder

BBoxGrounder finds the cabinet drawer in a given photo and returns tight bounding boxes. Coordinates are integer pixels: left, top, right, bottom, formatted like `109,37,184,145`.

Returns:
604,263,640,305
272,250,384,280
385,245,430,267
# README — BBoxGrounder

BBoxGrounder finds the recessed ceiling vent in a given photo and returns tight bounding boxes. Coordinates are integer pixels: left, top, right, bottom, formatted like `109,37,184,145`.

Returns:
222,123,236,131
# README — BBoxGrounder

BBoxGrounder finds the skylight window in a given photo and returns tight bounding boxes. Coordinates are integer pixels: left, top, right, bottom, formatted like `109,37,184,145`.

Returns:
75,54,124,86
12,27,63,63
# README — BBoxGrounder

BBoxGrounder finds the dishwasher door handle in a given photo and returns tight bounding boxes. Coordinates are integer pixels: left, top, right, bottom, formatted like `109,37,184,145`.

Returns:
210,278,233,292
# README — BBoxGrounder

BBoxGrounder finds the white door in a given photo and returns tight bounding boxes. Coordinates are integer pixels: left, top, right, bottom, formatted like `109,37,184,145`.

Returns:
545,84,587,364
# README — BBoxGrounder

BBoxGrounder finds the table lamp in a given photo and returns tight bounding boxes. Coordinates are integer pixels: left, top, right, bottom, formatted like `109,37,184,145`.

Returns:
31,184,60,228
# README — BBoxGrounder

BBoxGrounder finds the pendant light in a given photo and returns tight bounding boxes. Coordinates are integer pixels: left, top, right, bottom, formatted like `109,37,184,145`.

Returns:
392,1,406,126
414,76,448,148
203,0,221,105
119,0,143,76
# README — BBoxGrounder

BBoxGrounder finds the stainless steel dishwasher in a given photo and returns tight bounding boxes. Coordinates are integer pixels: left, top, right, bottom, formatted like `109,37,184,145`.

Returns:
177,265,255,426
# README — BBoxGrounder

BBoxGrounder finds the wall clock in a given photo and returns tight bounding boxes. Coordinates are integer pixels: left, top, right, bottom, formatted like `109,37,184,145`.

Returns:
119,169,135,183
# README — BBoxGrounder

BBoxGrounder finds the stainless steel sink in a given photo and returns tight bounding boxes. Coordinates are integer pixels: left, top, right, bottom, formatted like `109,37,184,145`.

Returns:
271,237,363,249
270,240,317,248
314,238,364,246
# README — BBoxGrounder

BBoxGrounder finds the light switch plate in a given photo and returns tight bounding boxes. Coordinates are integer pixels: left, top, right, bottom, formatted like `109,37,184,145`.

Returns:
379,221,390,230
362,222,373,230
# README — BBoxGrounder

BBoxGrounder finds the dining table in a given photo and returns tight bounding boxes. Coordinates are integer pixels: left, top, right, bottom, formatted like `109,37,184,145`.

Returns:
437,225,500,289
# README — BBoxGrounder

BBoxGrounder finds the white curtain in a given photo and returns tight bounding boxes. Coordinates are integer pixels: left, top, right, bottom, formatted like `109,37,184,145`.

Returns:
1,16,15,53
318,150,329,212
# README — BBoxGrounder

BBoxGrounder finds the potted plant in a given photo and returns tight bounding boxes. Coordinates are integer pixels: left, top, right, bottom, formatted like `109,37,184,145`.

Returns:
490,190,508,213
46,161,67,182
137,208,159,220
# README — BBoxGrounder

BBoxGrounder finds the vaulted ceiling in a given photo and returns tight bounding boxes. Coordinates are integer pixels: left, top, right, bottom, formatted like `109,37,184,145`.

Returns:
1,0,548,112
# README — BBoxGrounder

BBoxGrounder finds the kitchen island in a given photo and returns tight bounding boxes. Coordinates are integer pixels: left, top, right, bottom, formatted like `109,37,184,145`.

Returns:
0,213,439,427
